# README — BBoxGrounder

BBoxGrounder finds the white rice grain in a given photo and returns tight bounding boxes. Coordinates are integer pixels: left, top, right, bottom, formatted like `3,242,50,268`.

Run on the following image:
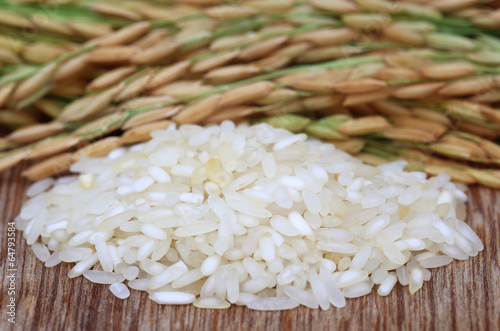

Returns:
149,291,195,305
149,261,188,289
32,243,51,262
377,272,398,296
110,282,130,299
194,296,231,309
83,270,125,284
59,248,93,262
247,297,300,311
27,178,54,197
68,253,99,278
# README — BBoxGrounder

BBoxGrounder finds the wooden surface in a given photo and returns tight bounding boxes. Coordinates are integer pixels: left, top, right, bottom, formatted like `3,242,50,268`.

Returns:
0,163,499,331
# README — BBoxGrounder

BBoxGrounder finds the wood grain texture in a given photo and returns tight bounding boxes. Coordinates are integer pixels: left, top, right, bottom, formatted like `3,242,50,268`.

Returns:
0,163,499,331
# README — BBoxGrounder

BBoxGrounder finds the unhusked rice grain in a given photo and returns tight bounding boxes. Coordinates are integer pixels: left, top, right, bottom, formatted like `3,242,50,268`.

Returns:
16,121,483,309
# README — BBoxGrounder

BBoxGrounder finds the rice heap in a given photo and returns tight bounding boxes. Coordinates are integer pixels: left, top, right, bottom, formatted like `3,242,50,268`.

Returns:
15,122,483,310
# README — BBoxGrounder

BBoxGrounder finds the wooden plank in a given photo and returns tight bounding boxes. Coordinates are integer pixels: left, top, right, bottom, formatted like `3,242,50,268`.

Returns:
0,163,499,331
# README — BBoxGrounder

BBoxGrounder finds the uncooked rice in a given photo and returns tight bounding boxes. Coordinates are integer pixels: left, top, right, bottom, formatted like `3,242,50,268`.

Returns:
15,121,483,310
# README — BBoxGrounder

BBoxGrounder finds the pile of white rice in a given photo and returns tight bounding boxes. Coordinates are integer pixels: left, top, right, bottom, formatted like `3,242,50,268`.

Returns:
16,121,483,310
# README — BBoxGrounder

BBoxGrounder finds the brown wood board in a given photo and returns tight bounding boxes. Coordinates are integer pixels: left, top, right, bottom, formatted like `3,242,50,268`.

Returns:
0,163,499,331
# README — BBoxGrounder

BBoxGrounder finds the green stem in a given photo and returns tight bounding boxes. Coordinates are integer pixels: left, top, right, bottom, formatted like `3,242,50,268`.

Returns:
362,146,398,160
365,141,404,155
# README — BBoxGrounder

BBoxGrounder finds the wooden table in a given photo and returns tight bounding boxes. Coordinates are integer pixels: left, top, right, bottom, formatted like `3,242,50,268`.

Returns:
0,163,499,331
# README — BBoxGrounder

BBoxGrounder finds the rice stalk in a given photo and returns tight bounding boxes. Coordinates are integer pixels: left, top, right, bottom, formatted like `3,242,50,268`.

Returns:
1,0,500,188
301,94,345,111
50,80,87,99
92,21,151,46
122,106,180,129
466,169,500,189
424,165,477,185
54,54,91,82
88,46,140,64
356,152,389,166
472,88,500,103
419,63,476,80
132,29,170,49
0,149,28,173
118,96,175,113
150,81,214,98
22,152,74,180
7,122,65,143
114,74,153,102
456,122,498,140
380,127,438,143
255,88,300,105
383,24,427,47
129,40,180,65
438,76,495,97
338,116,391,135
410,107,452,126
12,63,58,100
332,78,387,94
172,94,222,124
308,0,360,14
0,83,15,108
330,138,366,154
21,43,69,65
72,136,123,161
0,10,35,29
87,66,138,91
371,101,412,117
0,109,38,128
191,49,241,73
25,135,81,160
391,116,448,137
304,123,349,140
343,89,391,106
89,3,143,21
14,82,56,110
259,114,311,132
202,106,255,124
69,21,114,39
295,45,363,64
218,81,275,108
204,64,262,83
238,36,289,61
479,139,500,160
29,16,74,37
391,82,446,99
0,48,22,65
74,112,125,139
204,5,258,19
290,27,357,47
374,67,422,81
121,120,172,144
145,61,191,90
